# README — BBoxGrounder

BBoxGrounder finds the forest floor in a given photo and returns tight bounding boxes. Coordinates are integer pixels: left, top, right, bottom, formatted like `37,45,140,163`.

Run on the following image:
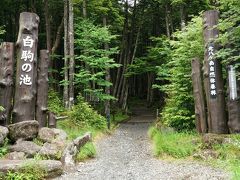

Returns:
55,107,230,180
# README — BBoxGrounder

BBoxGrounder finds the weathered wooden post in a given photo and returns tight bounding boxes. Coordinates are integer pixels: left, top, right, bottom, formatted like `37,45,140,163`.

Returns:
227,65,240,133
0,42,14,125
48,112,56,128
191,58,207,133
12,12,39,123
36,50,49,127
203,10,228,134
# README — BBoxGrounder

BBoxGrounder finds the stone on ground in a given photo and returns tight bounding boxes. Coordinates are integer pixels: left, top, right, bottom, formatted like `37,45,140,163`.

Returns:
8,120,39,142
9,140,41,157
61,132,91,166
0,125,9,145
5,152,26,160
0,159,63,178
39,142,66,159
38,127,68,143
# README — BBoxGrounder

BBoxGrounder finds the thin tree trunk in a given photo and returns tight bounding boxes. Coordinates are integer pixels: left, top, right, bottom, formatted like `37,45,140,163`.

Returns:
44,0,51,52
203,10,228,134
103,16,111,129
68,0,75,108
83,0,87,18
165,4,170,39
51,18,64,55
0,42,14,125
180,4,186,30
36,50,49,127
191,58,207,133
63,0,69,108
13,12,39,123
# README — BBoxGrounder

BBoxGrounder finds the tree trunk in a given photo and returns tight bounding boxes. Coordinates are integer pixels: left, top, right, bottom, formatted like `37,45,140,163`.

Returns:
180,4,186,30
44,0,51,52
191,58,207,133
203,10,228,134
68,0,75,108
0,42,14,125
36,50,49,127
227,65,240,133
13,12,39,123
64,0,69,108
165,4,171,39
51,18,64,55
103,16,111,129
83,0,87,18
48,112,56,128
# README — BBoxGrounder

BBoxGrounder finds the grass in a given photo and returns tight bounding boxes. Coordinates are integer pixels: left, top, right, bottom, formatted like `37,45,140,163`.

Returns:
76,142,96,161
0,161,46,180
111,111,129,124
148,126,240,179
148,127,200,158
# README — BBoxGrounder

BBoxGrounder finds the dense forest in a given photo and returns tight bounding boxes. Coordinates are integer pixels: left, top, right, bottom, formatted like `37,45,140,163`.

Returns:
0,0,239,131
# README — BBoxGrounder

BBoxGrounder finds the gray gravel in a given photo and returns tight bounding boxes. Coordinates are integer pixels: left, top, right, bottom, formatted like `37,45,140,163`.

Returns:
56,110,230,180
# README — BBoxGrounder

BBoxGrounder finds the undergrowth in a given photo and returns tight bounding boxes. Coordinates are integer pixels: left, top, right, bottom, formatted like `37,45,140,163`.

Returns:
149,126,240,179
0,162,46,180
76,142,96,161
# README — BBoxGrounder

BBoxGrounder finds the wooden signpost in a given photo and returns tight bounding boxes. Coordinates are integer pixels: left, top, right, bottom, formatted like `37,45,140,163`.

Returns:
191,58,207,133
36,50,49,127
203,10,228,134
0,42,14,125
12,12,39,123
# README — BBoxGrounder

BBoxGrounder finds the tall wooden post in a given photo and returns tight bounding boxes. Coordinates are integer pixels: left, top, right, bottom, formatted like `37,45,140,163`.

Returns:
36,50,49,127
191,58,207,133
0,42,14,125
203,10,228,134
227,65,240,133
13,12,39,123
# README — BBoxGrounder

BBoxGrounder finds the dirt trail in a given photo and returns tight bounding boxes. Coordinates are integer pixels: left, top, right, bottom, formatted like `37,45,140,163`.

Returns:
56,107,229,180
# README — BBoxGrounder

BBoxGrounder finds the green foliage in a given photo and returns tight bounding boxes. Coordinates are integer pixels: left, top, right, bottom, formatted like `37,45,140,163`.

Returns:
0,138,8,158
148,127,200,158
0,106,4,112
154,16,204,131
68,95,107,130
47,89,65,116
76,142,96,161
74,19,120,101
216,0,240,78
0,163,46,180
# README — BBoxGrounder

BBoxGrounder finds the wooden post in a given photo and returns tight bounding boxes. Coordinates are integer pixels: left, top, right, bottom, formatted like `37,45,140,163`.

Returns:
227,65,240,133
0,42,14,125
12,12,39,123
48,112,56,128
203,10,228,134
36,50,49,127
191,58,207,133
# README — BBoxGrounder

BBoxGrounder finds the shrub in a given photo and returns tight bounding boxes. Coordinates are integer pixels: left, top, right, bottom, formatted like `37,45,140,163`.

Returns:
68,95,107,130
47,89,65,116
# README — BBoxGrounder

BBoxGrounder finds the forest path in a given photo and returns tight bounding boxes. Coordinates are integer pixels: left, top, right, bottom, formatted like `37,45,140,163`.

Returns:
56,107,229,180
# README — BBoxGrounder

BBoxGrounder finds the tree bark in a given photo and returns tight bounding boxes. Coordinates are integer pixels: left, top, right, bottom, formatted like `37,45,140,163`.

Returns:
36,50,49,127
0,42,14,125
64,0,69,108
203,10,228,134
51,18,64,55
13,12,39,123
68,0,75,108
191,58,207,133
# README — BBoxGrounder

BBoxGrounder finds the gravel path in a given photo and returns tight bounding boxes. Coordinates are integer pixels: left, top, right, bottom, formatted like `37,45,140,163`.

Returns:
56,108,230,180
